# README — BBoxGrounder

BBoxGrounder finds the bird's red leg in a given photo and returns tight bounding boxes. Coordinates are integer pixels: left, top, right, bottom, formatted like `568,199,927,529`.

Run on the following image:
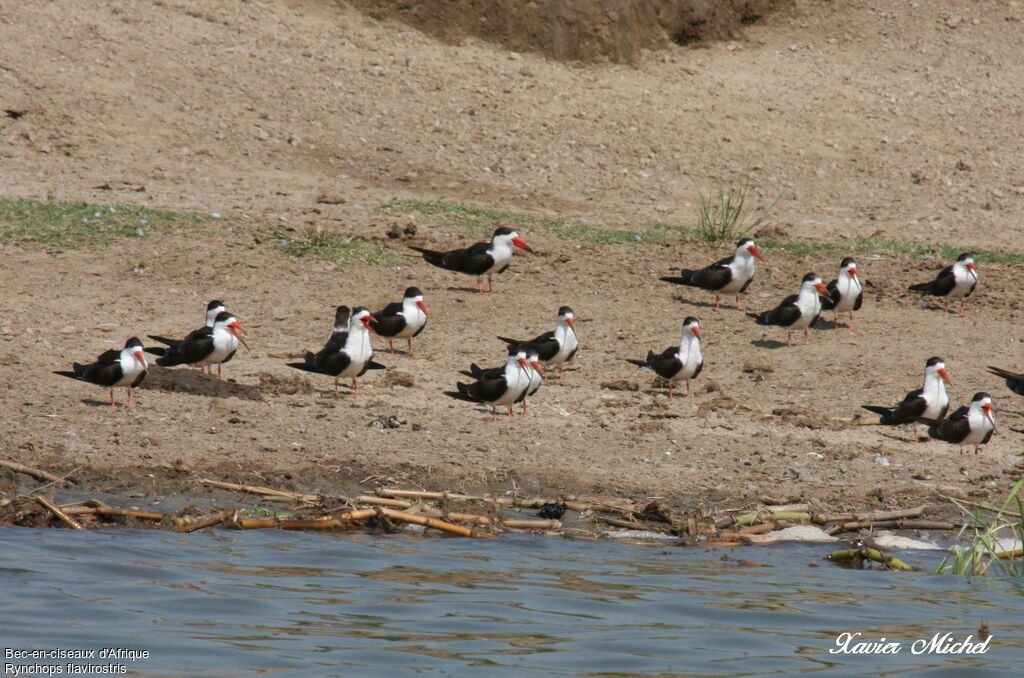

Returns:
507,407,514,419
407,339,414,357
388,339,396,355
804,328,810,344
735,294,742,311
668,383,674,400
352,378,361,395
959,300,966,315
714,295,721,311
476,279,485,295
127,389,134,407
943,300,950,313
786,331,793,346
521,401,528,417
334,378,339,397
834,313,840,331
491,406,497,419
558,367,564,382
487,275,495,294
848,312,856,330
686,381,691,397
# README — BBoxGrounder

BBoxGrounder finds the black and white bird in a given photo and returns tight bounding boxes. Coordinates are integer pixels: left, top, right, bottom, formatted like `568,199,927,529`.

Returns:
55,337,148,408
748,273,830,345
862,356,952,442
627,316,703,399
986,366,1024,396
928,392,996,455
146,312,248,379
447,344,531,418
908,252,978,314
368,287,429,356
661,238,764,310
820,258,863,330
288,306,384,396
148,300,228,373
409,227,534,295
497,306,578,381
462,345,543,416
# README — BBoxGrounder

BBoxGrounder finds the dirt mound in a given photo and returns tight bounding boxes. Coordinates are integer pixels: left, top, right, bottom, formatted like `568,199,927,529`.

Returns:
351,0,789,62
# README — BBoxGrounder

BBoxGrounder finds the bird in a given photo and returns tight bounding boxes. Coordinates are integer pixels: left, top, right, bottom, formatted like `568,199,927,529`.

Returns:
148,300,229,373
463,345,544,416
446,344,531,418
627,316,703,399
145,311,248,379
908,252,978,314
862,356,952,442
287,306,384,396
409,227,534,294
55,337,148,408
368,287,429,356
497,306,578,381
660,238,764,311
928,392,996,455
820,258,863,330
986,366,1024,396
748,273,830,345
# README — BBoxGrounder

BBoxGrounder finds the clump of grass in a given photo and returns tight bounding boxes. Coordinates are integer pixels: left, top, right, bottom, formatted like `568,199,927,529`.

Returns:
0,198,198,248
695,185,778,243
279,228,400,265
937,479,1024,576
381,199,680,244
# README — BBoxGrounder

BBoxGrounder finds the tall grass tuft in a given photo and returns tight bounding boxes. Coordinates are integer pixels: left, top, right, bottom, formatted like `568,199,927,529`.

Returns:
695,185,777,244
937,478,1024,576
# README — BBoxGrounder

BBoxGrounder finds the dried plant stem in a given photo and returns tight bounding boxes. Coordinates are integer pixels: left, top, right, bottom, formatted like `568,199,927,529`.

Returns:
35,495,84,530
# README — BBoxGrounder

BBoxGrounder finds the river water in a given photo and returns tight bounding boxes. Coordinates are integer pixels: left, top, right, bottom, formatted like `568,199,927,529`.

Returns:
2,527,1022,676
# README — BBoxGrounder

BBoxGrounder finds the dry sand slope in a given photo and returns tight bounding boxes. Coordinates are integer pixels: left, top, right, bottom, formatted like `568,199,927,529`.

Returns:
0,0,1023,511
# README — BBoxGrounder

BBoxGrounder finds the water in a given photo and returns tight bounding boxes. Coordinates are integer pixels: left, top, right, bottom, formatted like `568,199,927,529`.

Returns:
2,527,1023,676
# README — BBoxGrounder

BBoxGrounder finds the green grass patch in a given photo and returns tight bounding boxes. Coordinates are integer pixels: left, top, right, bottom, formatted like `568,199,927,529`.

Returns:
0,198,198,248
937,478,1024,576
761,234,1024,265
279,228,400,265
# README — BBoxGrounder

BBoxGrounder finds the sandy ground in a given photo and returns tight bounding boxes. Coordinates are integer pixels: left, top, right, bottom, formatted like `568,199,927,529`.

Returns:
1,0,1023,515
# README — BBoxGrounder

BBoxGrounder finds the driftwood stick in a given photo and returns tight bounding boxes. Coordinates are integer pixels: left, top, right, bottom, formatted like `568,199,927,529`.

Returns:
502,519,562,530
416,510,492,526
199,478,319,503
63,506,165,521
739,522,781,535
934,493,1023,519
378,508,477,537
36,495,84,530
598,516,647,530
1,460,70,485
378,488,474,501
356,495,413,509
178,511,233,533
840,519,956,531
734,511,810,526
814,505,926,524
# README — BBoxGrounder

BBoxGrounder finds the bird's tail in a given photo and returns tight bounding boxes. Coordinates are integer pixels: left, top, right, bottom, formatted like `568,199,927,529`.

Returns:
446,383,476,402
988,366,1024,396
861,405,898,425
626,355,653,371
659,269,697,286
143,346,167,357
747,311,772,325
408,246,444,267
907,282,931,293
155,349,188,367
286,360,317,373
54,363,86,380
495,336,519,346
147,335,179,348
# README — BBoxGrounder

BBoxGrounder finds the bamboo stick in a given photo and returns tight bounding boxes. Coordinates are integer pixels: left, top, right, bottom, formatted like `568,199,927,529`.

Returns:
178,511,232,533
356,495,413,509
378,488,473,501
378,508,477,537
826,547,915,571
35,495,84,530
734,511,810,526
0,460,70,485
199,478,319,503
840,519,956,531
502,519,562,530
238,518,344,530
814,505,926,524
995,549,1024,560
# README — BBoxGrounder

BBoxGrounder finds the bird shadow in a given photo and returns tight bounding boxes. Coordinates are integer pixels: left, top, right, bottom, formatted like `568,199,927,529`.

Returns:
751,339,789,350
668,294,734,311
139,367,264,401
447,285,488,294
81,398,120,408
